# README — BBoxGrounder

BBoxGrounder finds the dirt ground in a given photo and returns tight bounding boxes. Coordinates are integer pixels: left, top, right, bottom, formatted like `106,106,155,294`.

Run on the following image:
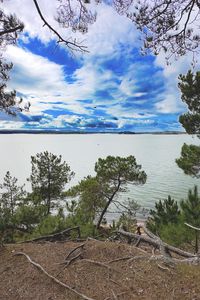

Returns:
0,239,200,300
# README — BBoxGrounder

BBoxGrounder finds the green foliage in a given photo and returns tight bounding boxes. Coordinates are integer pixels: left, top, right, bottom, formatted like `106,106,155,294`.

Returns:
32,211,66,237
66,176,107,224
116,199,140,232
178,70,200,135
180,186,200,227
176,143,200,178
0,171,25,216
179,71,200,113
95,155,147,228
95,155,147,187
147,196,180,233
158,221,193,248
179,113,200,136
148,187,200,252
28,151,74,215
0,8,25,114
14,202,44,232
0,171,26,241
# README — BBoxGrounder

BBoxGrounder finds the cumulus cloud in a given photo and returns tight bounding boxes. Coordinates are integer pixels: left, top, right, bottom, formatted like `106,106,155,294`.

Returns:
2,0,197,132
154,50,200,114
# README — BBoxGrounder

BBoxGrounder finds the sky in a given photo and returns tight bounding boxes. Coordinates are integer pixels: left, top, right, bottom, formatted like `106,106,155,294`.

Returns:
1,0,199,133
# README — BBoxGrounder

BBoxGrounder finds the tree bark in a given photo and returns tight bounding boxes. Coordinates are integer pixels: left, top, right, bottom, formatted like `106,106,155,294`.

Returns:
117,229,196,258
96,180,121,229
0,25,23,36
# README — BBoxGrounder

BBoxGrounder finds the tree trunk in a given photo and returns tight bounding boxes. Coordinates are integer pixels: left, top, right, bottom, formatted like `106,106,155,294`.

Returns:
47,165,51,215
195,230,199,254
96,180,121,229
117,229,196,258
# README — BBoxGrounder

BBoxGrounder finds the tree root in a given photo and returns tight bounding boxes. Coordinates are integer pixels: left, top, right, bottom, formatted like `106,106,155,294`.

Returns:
74,258,121,273
108,255,148,264
156,263,171,272
14,252,94,300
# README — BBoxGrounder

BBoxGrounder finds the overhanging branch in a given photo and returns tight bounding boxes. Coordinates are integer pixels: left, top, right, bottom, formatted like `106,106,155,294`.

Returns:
0,25,24,37
32,0,88,52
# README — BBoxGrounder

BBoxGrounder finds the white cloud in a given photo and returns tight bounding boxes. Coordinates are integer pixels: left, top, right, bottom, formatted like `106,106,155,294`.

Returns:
118,118,155,129
155,50,200,114
5,45,67,96
85,4,139,58
3,0,197,130
0,120,23,129
2,0,63,44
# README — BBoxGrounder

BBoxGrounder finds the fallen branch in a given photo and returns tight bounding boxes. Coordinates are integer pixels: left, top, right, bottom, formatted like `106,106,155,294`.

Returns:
156,263,171,272
108,256,134,264
14,252,94,300
117,229,196,258
108,255,148,264
19,226,81,243
74,258,121,273
65,242,85,261
185,223,200,231
111,289,118,300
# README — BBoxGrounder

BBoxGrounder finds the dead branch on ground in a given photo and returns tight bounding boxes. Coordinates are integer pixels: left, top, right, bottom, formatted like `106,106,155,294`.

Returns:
65,242,85,261
117,229,196,259
18,226,81,243
74,258,121,273
108,255,148,264
14,252,94,300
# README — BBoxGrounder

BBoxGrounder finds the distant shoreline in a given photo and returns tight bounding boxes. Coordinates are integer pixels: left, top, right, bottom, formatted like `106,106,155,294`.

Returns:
0,130,186,135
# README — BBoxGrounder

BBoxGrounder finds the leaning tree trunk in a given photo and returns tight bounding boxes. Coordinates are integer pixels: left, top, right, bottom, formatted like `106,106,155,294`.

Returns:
96,180,121,229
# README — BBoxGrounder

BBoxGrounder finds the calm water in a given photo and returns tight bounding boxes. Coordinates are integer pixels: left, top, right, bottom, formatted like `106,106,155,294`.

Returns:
1,134,200,212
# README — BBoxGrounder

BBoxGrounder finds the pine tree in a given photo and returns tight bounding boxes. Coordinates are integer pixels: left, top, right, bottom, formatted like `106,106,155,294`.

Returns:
28,151,74,215
180,186,200,253
147,196,180,233
0,171,25,241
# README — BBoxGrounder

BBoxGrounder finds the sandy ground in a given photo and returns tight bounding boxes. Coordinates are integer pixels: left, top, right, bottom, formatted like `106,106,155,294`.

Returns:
0,240,200,300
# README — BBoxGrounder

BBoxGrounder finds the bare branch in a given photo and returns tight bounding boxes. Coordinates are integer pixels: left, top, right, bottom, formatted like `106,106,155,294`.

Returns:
185,222,200,231
0,25,23,37
14,252,94,300
17,226,81,243
32,0,88,52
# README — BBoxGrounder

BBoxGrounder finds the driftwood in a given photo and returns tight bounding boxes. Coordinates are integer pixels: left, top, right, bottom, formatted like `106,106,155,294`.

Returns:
14,252,94,300
117,229,196,258
19,226,81,243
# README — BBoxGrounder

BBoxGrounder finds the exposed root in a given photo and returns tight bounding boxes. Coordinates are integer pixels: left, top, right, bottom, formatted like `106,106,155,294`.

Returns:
108,256,134,264
74,258,121,273
156,263,171,272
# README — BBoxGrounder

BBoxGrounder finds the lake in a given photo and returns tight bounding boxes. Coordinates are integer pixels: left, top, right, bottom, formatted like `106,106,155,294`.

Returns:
1,134,200,215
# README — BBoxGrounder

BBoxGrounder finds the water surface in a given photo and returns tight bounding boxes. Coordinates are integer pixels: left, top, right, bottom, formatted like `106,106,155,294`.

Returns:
1,134,200,213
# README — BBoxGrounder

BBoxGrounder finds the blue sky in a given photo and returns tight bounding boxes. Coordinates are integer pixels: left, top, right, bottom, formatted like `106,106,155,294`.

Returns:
2,1,199,132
